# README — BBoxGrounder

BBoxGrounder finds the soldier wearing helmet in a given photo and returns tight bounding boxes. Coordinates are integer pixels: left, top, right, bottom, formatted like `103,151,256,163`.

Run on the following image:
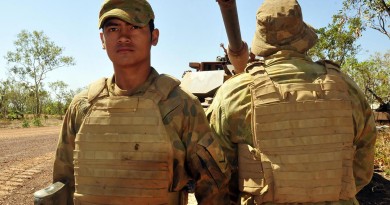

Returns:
206,0,377,204
52,0,230,204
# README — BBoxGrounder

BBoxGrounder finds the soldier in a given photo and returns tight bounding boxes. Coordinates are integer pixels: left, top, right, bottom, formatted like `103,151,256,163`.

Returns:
206,0,377,204
52,0,230,204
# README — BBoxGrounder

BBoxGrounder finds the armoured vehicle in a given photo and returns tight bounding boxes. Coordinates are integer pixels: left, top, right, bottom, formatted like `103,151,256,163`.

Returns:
181,0,253,108
181,43,262,108
181,44,236,108
367,87,390,123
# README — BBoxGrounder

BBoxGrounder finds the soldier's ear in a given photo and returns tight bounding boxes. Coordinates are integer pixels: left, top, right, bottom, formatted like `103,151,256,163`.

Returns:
151,28,159,46
100,33,106,49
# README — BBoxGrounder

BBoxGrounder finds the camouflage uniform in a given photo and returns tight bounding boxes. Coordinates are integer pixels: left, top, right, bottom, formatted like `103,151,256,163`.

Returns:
53,68,230,204
206,0,376,204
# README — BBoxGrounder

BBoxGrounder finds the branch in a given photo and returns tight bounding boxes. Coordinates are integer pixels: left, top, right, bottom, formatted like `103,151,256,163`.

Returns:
379,0,390,16
374,13,390,38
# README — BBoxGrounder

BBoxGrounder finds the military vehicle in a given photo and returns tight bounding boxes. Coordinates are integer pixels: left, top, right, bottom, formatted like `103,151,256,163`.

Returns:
181,42,262,109
181,44,236,108
367,87,390,123
181,0,254,108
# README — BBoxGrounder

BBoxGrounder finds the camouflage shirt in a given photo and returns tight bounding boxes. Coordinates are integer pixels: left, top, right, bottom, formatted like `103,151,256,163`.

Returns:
206,51,377,205
53,68,230,205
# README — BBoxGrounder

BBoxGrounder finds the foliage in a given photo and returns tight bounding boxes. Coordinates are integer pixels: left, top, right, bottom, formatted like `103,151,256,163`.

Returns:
32,117,42,127
5,30,75,117
308,10,389,102
345,51,390,104
0,79,11,118
0,79,31,118
308,14,363,67
0,79,82,119
48,81,72,115
22,119,30,128
342,0,390,38
374,129,390,177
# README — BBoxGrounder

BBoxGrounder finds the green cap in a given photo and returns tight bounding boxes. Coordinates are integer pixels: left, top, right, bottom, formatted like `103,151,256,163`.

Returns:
98,0,155,28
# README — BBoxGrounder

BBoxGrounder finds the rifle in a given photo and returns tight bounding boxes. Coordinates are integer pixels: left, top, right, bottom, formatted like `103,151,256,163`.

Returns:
34,181,69,205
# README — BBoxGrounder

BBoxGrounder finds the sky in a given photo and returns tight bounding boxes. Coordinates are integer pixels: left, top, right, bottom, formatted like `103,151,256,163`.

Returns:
0,0,389,91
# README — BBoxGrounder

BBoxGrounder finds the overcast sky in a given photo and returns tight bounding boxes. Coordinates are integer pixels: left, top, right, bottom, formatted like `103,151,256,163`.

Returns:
0,0,388,91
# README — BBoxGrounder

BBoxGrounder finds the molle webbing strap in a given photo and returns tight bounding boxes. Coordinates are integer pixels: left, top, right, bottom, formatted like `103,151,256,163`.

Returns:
74,95,175,204
73,192,180,205
241,66,356,203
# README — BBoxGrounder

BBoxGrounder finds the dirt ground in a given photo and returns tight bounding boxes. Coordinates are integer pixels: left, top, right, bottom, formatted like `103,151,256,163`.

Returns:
0,119,388,205
0,126,59,205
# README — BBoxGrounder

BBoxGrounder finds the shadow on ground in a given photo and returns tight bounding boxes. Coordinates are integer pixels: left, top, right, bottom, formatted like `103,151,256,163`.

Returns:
356,172,390,205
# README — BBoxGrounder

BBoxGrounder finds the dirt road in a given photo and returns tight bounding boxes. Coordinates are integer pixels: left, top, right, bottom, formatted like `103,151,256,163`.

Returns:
0,126,59,205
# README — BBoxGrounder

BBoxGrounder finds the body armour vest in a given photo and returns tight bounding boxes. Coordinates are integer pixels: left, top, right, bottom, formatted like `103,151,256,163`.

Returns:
238,61,356,203
73,76,179,205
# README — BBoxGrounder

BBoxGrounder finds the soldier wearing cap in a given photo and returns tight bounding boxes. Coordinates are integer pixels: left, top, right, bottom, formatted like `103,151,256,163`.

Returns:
52,0,230,204
206,0,377,204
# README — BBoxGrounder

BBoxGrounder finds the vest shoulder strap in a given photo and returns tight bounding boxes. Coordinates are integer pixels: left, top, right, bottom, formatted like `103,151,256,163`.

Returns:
86,75,180,104
246,62,265,75
150,74,181,101
87,77,108,103
315,60,341,73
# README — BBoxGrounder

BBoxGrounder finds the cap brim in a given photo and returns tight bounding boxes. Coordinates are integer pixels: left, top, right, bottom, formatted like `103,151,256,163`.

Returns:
98,9,149,28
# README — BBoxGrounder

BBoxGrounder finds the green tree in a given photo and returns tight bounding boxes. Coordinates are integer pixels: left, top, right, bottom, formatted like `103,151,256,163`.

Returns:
307,11,389,102
349,51,390,104
342,0,390,38
0,79,11,118
5,30,75,117
0,79,31,119
48,81,70,115
308,14,363,67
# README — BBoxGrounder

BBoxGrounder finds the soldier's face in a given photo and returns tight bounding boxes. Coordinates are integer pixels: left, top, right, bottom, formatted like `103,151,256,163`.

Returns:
100,18,159,68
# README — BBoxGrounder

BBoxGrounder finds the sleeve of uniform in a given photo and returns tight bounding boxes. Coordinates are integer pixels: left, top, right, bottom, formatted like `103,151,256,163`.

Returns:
205,84,238,163
344,75,377,193
205,75,253,204
52,90,89,202
206,91,241,204
184,97,231,205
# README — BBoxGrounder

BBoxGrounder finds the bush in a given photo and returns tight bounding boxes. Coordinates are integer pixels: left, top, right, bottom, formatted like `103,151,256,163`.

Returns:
374,128,390,178
32,118,43,127
22,119,30,128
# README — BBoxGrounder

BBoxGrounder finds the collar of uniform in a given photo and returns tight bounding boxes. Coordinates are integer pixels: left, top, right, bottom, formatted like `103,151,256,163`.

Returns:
263,50,312,66
107,67,160,96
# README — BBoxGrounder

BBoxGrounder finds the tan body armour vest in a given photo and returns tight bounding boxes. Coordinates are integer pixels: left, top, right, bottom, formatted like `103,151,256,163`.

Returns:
238,61,356,203
73,76,179,205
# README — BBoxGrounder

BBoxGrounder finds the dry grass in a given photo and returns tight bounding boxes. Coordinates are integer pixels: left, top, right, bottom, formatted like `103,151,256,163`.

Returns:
374,126,390,177
0,116,62,129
